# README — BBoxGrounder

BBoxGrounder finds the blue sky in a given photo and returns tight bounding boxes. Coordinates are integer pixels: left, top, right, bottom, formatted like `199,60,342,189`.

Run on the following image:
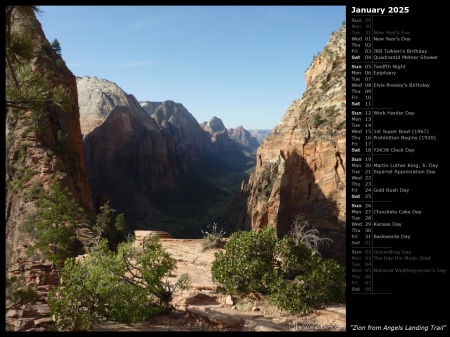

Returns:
37,6,345,130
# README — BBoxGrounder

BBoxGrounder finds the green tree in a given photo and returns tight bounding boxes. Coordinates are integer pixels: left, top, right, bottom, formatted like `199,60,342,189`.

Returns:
211,226,346,315
274,235,317,280
211,227,278,296
324,106,342,138
5,6,73,126
312,105,344,142
92,201,126,250
270,249,345,315
25,181,85,268
48,246,114,331
48,236,190,331
6,62,73,117
51,38,61,56
5,274,39,311
5,6,40,90
118,235,191,307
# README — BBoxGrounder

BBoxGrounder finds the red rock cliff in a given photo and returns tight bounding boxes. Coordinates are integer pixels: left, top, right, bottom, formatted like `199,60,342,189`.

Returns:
242,23,346,264
5,7,94,271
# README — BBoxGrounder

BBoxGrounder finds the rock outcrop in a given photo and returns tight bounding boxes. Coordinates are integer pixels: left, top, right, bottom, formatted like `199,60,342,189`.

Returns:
77,76,146,137
201,117,259,155
6,261,59,331
201,117,256,171
228,126,260,154
78,79,182,224
201,116,227,134
5,8,95,331
79,80,257,233
133,230,173,248
142,100,212,173
247,129,272,144
5,7,94,271
240,23,346,264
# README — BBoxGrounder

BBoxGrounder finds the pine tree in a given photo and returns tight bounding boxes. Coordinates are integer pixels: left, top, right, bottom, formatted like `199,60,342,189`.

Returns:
6,274,39,311
5,6,73,116
51,38,62,56
26,181,85,268
93,201,126,250
5,6,38,90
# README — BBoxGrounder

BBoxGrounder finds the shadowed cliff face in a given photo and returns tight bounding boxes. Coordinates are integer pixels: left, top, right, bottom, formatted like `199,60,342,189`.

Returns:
77,76,191,229
277,146,345,264
240,23,346,265
142,100,212,174
201,117,257,171
82,105,180,227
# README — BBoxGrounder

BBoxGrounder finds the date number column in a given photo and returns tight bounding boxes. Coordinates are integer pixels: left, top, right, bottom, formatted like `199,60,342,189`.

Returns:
349,14,374,294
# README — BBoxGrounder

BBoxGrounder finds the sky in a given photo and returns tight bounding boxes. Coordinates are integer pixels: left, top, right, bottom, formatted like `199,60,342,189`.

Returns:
37,6,345,130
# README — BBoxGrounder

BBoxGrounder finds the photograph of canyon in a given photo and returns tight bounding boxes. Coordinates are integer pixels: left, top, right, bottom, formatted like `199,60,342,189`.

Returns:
5,6,346,332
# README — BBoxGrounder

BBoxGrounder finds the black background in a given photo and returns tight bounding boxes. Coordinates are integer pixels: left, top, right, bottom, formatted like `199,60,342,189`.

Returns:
346,2,447,335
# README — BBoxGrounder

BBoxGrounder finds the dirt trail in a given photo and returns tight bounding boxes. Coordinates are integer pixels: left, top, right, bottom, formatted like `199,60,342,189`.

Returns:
95,238,346,332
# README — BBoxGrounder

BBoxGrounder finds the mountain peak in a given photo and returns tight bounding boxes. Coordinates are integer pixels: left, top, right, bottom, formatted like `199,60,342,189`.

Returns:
205,116,226,133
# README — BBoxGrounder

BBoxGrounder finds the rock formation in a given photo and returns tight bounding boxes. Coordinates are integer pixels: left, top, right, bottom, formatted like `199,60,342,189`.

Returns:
240,23,346,264
201,117,259,155
5,7,94,271
5,7,95,331
6,260,59,331
77,75,146,137
79,80,255,232
142,100,212,173
228,126,260,154
247,129,272,144
201,116,227,134
78,77,182,226
201,117,256,171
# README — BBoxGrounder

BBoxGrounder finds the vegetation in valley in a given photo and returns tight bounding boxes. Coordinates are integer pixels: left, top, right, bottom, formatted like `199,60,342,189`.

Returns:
149,153,253,238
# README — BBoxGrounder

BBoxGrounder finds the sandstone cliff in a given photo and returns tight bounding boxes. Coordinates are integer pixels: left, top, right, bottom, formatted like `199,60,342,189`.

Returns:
78,79,257,234
200,116,225,133
201,117,256,171
77,76,147,137
241,23,346,264
78,77,183,226
5,8,94,271
142,100,212,173
228,126,260,154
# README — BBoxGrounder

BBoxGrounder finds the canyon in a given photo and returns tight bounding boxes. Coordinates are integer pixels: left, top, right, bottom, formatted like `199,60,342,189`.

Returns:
5,6,346,331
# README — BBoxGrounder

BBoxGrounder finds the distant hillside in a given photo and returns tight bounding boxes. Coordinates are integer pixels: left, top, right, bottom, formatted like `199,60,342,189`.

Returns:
228,126,260,154
247,129,272,143
77,82,257,236
200,116,257,170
